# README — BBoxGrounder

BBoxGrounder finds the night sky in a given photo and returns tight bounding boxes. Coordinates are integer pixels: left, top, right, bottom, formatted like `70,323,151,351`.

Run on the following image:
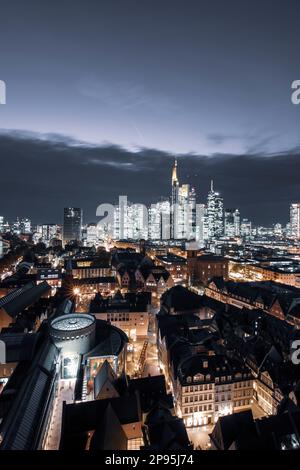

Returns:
0,0,300,225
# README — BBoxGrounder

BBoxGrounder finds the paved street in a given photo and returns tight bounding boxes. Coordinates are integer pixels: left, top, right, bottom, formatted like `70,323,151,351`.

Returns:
188,425,214,450
44,379,75,450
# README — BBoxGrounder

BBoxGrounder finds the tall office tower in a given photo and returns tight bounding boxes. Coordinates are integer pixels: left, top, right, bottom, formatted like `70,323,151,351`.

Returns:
127,203,148,240
113,201,148,240
113,196,128,240
224,209,240,237
240,218,252,241
178,184,189,239
234,209,240,236
149,200,171,240
290,202,300,240
206,180,224,239
177,184,197,240
86,223,99,246
12,217,21,235
274,223,283,237
189,186,197,239
113,205,121,240
20,218,32,234
0,216,3,233
171,159,180,238
195,203,205,245
36,224,60,243
63,207,83,245
1,221,10,233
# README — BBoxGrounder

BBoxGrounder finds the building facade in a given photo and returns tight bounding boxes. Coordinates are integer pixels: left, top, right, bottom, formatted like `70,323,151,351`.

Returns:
63,207,83,245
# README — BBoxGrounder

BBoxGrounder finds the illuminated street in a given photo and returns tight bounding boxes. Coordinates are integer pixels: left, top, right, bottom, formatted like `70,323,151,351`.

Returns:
188,425,214,450
44,379,75,450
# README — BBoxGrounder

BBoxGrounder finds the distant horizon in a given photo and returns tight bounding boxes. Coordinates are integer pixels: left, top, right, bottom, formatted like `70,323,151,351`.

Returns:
0,130,300,227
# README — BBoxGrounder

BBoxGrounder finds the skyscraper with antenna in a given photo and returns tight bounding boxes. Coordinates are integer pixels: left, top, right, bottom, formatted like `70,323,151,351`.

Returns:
171,159,179,238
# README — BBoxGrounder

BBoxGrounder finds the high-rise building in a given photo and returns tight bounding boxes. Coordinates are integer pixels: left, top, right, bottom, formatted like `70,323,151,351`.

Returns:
113,201,148,240
188,186,197,240
63,207,82,245
171,159,179,239
12,217,21,235
0,216,4,233
170,160,197,240
240,218,252,240
149,200,171,240
206,180,224,239
20,218,32,234
86,223,99,246
195,203,205,245
224,209,240,237
290,203,300,240
36,224,60,243
273,223,283,237
177,184,196,239
127,203,148,240
2,220,10,233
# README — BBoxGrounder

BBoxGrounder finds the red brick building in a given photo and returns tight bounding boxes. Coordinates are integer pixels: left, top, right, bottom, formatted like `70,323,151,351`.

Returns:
187,253,229,285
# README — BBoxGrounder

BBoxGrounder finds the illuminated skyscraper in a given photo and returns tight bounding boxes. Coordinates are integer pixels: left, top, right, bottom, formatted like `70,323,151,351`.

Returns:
113,200,148,240
274,223,283,237
149,200,170,240
224,209,240,237
240,218,252,241
177,184,196,239
36,223,60,243
86,223,99,246
170,160,196,240
20,218,32,234
63,207,82,245
171,159,179,238
206,180,224,239
195,203,205,245
290,202,300,239
127,203,148,240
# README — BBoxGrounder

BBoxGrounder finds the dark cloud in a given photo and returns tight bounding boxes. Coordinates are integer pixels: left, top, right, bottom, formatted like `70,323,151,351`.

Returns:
0,130,299,226
206,134,237,145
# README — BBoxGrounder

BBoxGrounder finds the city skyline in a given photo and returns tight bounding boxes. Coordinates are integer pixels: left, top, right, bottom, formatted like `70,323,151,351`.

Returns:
0,131,300,226
1,160,299,247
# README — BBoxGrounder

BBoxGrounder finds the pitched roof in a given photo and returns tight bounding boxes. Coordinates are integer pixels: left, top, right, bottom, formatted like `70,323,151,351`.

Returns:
60,393,141,450
143,403,191,450
89,403,127,450
94,360,118,399
0,339,59,450
0,281,51,318
161,286,202,312
0,332,40,363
